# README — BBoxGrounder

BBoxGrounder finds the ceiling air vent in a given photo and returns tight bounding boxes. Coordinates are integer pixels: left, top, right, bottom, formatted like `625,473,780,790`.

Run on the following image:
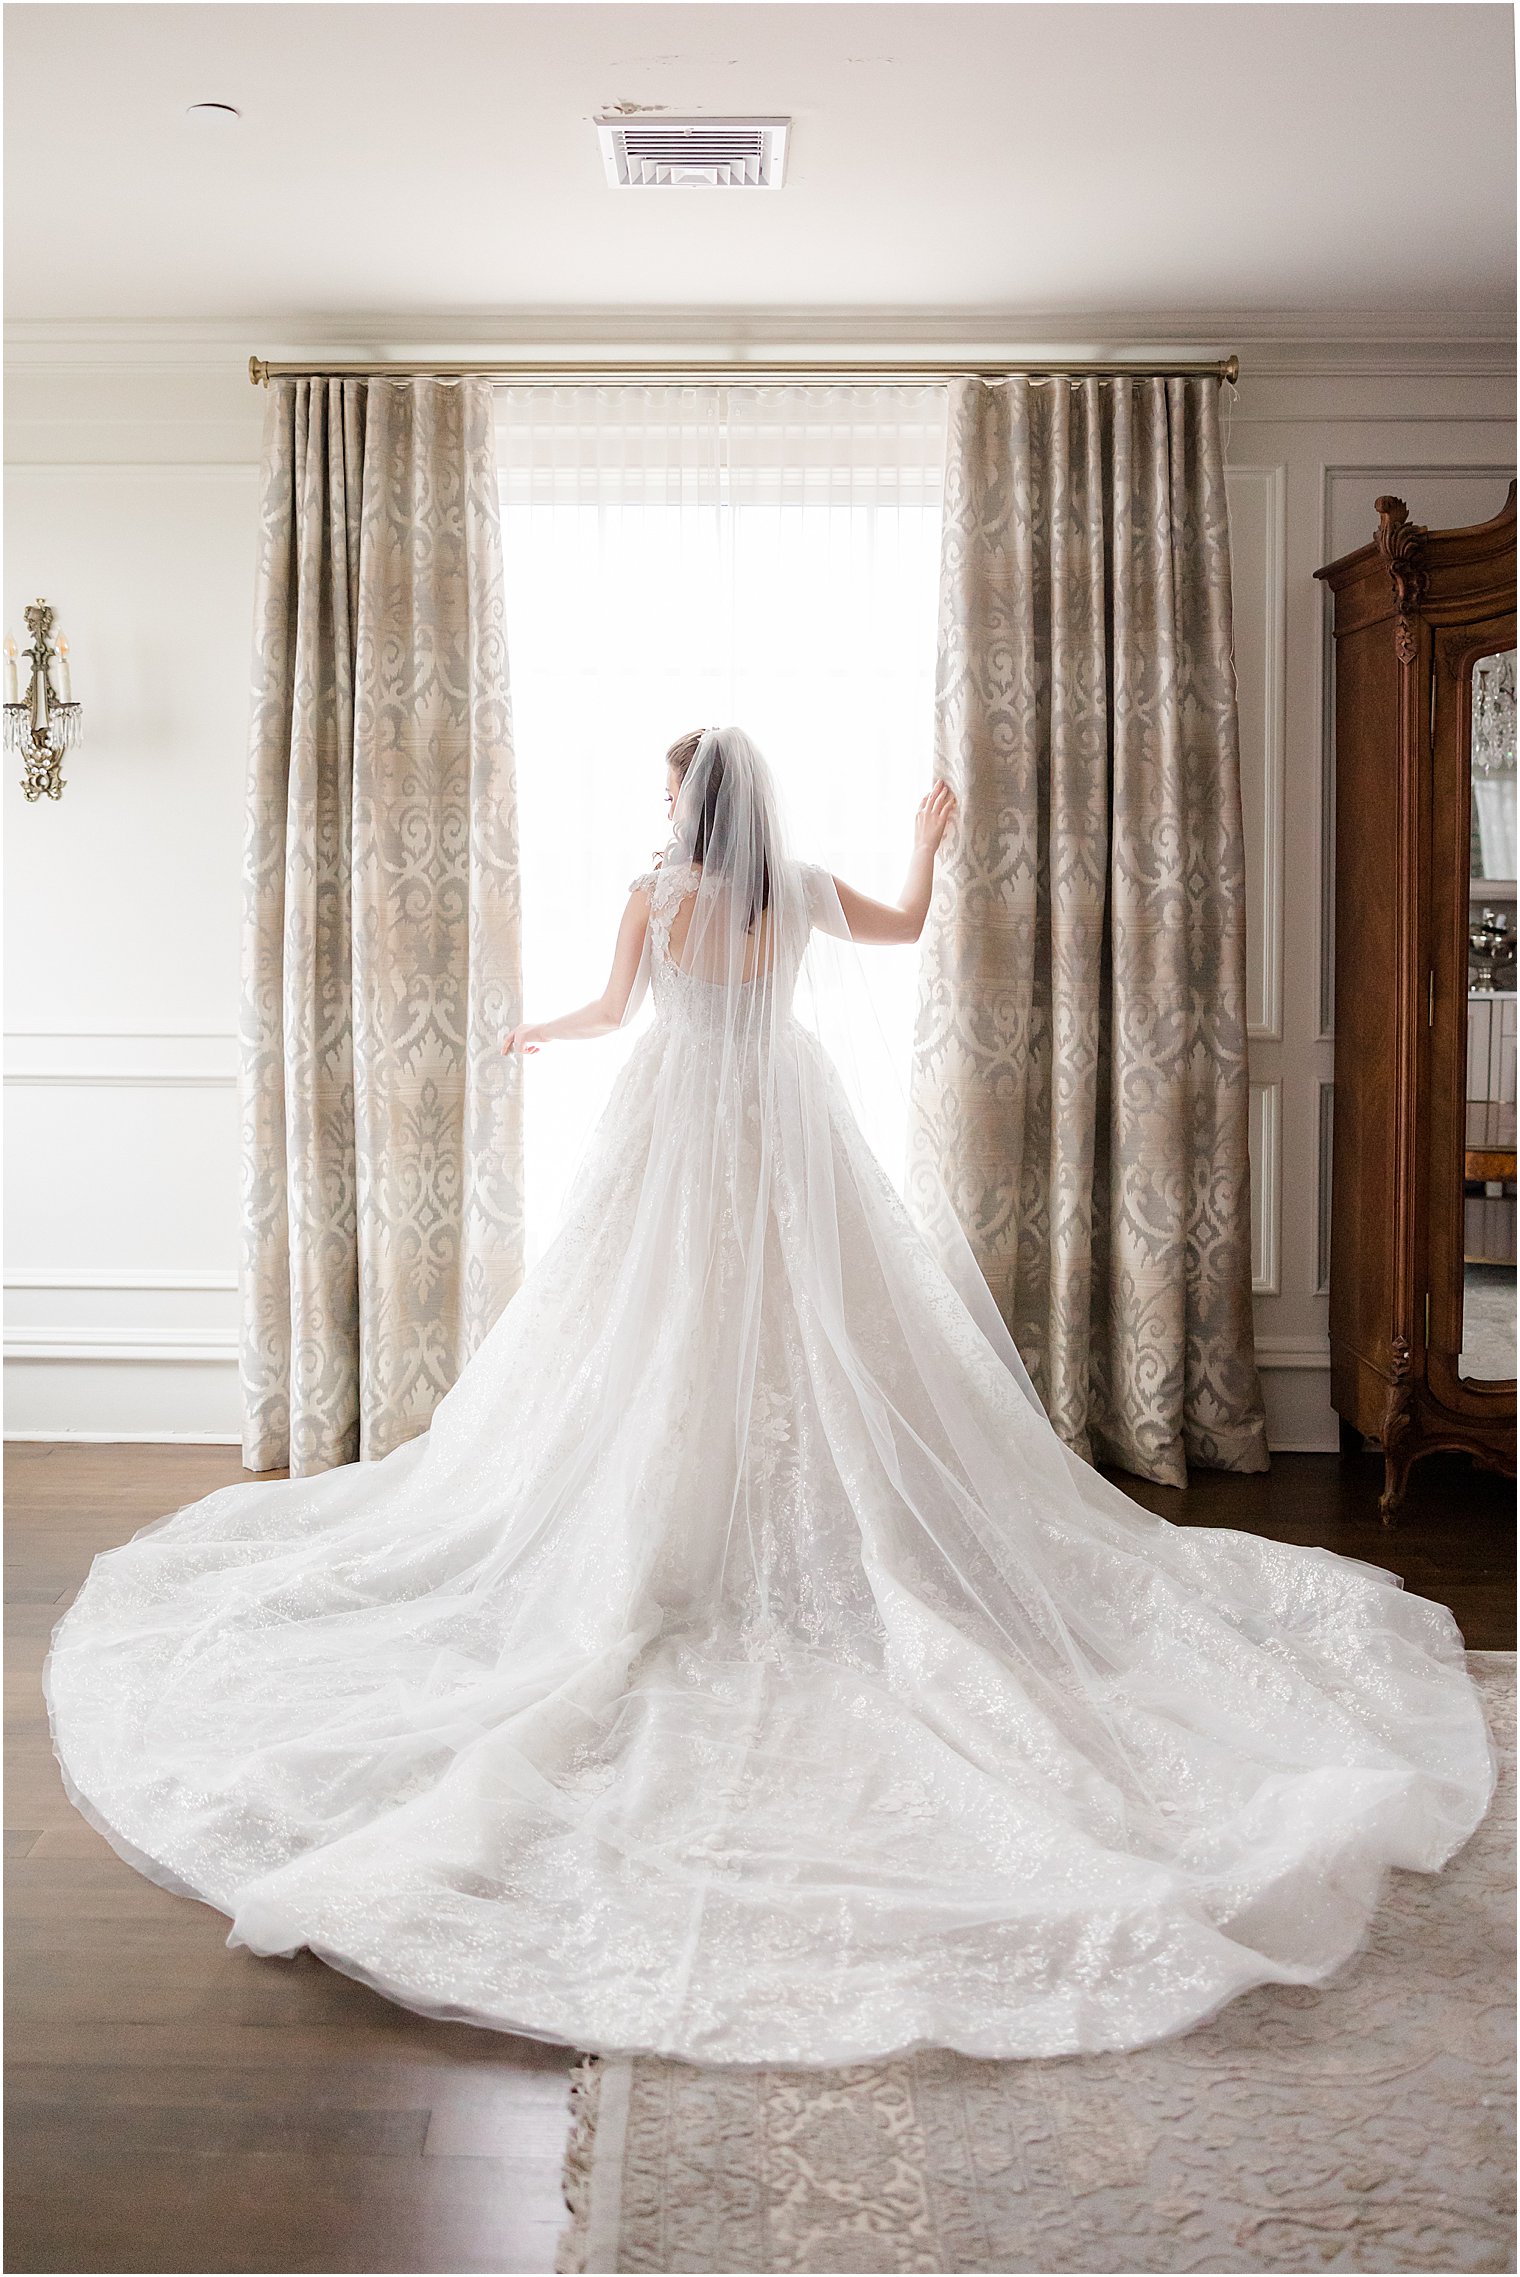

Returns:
596,115,790,190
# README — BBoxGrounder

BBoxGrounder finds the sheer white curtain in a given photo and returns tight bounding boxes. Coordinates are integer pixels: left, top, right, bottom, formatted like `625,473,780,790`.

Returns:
498,383,948,1262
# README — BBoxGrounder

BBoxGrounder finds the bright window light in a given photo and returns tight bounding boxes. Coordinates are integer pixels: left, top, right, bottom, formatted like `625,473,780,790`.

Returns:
499,383,949,1266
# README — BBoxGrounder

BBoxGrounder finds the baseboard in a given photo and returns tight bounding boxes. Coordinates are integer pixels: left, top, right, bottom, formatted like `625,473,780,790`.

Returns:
4,1427,1361,1457
4,1429,243,1445
1256,1352,1339,1454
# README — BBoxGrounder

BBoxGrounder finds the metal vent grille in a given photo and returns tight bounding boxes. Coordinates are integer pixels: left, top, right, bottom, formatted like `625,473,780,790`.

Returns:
597,116,790,190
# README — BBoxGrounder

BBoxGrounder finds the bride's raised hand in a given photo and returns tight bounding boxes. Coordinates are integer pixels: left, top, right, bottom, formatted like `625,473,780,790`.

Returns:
500,1022,545,1057
914,780,958,854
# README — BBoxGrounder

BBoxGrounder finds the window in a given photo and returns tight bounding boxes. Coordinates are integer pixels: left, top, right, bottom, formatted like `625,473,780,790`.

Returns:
499,383,948,1263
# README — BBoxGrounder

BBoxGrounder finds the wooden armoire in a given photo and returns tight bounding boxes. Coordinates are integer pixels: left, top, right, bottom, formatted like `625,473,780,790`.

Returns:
1317,485,1517,1518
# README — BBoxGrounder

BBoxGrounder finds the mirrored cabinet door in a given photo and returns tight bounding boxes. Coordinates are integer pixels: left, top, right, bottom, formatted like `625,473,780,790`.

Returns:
1318,483,1516,1517
1462,647,1517,1385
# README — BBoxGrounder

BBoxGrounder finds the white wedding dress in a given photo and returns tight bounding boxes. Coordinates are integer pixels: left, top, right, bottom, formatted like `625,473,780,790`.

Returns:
47,731,1496,2068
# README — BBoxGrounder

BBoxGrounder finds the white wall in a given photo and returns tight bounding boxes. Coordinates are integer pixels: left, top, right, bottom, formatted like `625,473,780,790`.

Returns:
4,326,1513,1449
5,349,264,1439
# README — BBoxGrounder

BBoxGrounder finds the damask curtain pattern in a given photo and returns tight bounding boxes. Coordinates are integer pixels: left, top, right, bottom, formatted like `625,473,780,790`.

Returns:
910,374,1267,1487
242,376,523,1477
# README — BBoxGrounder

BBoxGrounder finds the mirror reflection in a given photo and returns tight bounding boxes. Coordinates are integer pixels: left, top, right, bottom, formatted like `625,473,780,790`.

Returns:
1461,648,1517,1382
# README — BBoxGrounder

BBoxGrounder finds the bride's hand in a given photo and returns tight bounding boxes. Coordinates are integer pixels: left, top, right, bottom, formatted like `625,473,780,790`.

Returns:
914,780,957,854
500,1023,545,1057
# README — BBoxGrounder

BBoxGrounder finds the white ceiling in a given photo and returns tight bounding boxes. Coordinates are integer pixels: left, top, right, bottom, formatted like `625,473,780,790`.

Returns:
4,2,1515,331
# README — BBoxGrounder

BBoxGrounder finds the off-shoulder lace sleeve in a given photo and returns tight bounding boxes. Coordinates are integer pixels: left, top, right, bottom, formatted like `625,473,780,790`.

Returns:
628,861,697,964
799,861,842,933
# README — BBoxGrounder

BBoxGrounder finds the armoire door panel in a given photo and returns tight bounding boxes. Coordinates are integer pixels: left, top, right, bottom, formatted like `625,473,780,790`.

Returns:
1427,615,1517,1418
1317,485,1516,1517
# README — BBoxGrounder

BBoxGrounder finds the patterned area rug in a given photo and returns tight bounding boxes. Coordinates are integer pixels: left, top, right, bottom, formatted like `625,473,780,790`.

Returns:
557,1653,1515,2275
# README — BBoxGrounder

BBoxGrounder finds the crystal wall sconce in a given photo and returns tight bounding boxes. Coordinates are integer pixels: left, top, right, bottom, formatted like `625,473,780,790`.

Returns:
5,598,81,801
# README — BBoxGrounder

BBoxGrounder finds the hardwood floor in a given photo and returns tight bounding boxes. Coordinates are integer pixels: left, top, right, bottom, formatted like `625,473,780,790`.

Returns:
5,1444,576,2277
1104,1444,1516,1651
6,1439,1514,2273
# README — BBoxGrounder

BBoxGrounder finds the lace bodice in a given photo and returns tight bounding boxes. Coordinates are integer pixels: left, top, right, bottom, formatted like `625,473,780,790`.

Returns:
627,858,822,1025
627,860,700,974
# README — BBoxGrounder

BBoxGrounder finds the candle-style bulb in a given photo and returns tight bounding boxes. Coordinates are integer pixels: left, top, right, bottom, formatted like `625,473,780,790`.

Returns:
4,637,17,706
55,637,73,704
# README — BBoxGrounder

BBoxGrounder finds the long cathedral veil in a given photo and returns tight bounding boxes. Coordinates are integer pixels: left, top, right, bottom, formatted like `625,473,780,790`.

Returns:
622,724,1052,1420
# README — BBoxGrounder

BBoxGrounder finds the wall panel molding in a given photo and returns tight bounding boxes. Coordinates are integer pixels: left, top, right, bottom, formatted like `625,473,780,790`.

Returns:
1232,404,1518,426
5,1330,237,1363
5,463,260,478
1228,463,1286,1040
5,1028,238,1038
5,1030,239,1089
1249,1078,1282,1296
6,1267,237,1291
6,1068,236,1088
1316,1081,1336,1297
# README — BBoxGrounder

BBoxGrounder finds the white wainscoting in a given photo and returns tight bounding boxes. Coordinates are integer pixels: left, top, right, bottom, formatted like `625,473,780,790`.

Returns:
4,1030,243,1438
4,327,1514,1454
4,430,258,1440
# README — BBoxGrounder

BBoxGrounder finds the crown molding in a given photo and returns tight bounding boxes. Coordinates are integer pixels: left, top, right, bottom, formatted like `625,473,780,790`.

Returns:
5,308,1514,381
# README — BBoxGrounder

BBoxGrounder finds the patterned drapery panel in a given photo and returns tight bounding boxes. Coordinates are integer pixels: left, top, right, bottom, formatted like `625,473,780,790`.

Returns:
241,377,523,1476
910,374,1267,1487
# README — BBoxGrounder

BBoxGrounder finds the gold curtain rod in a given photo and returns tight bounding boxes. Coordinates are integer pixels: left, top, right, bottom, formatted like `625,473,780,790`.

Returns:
249,353,1240,387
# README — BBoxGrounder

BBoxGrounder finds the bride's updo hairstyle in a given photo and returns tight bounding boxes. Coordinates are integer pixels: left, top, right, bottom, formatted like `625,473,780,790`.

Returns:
665,725,774,922
665,728,706,777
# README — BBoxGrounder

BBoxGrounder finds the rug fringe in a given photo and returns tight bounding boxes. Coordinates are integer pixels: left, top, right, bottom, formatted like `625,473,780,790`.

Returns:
555,2053,603,2275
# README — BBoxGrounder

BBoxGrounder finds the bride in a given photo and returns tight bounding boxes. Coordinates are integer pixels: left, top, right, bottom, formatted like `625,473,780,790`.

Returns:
47,725,1495,2067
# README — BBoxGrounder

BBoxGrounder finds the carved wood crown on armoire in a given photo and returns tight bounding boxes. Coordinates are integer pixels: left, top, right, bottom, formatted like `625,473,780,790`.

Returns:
1317,484,1517,1519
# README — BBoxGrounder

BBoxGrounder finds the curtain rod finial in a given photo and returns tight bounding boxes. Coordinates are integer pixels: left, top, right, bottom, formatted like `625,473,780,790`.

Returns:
249,356,268,388
1223,354,1240,385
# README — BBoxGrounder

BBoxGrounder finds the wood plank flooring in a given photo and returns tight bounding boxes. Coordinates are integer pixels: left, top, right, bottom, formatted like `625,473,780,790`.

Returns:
6,1439,1514,2273
6,1444,576,2277
1111,1442,1515,1651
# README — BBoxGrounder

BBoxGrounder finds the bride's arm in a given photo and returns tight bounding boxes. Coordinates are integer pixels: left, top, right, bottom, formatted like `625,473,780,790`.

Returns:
500,886,651,1055
820,781,957,945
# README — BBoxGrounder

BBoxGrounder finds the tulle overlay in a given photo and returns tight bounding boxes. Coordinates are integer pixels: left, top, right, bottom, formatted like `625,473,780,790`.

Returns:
47,734,1496,2066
